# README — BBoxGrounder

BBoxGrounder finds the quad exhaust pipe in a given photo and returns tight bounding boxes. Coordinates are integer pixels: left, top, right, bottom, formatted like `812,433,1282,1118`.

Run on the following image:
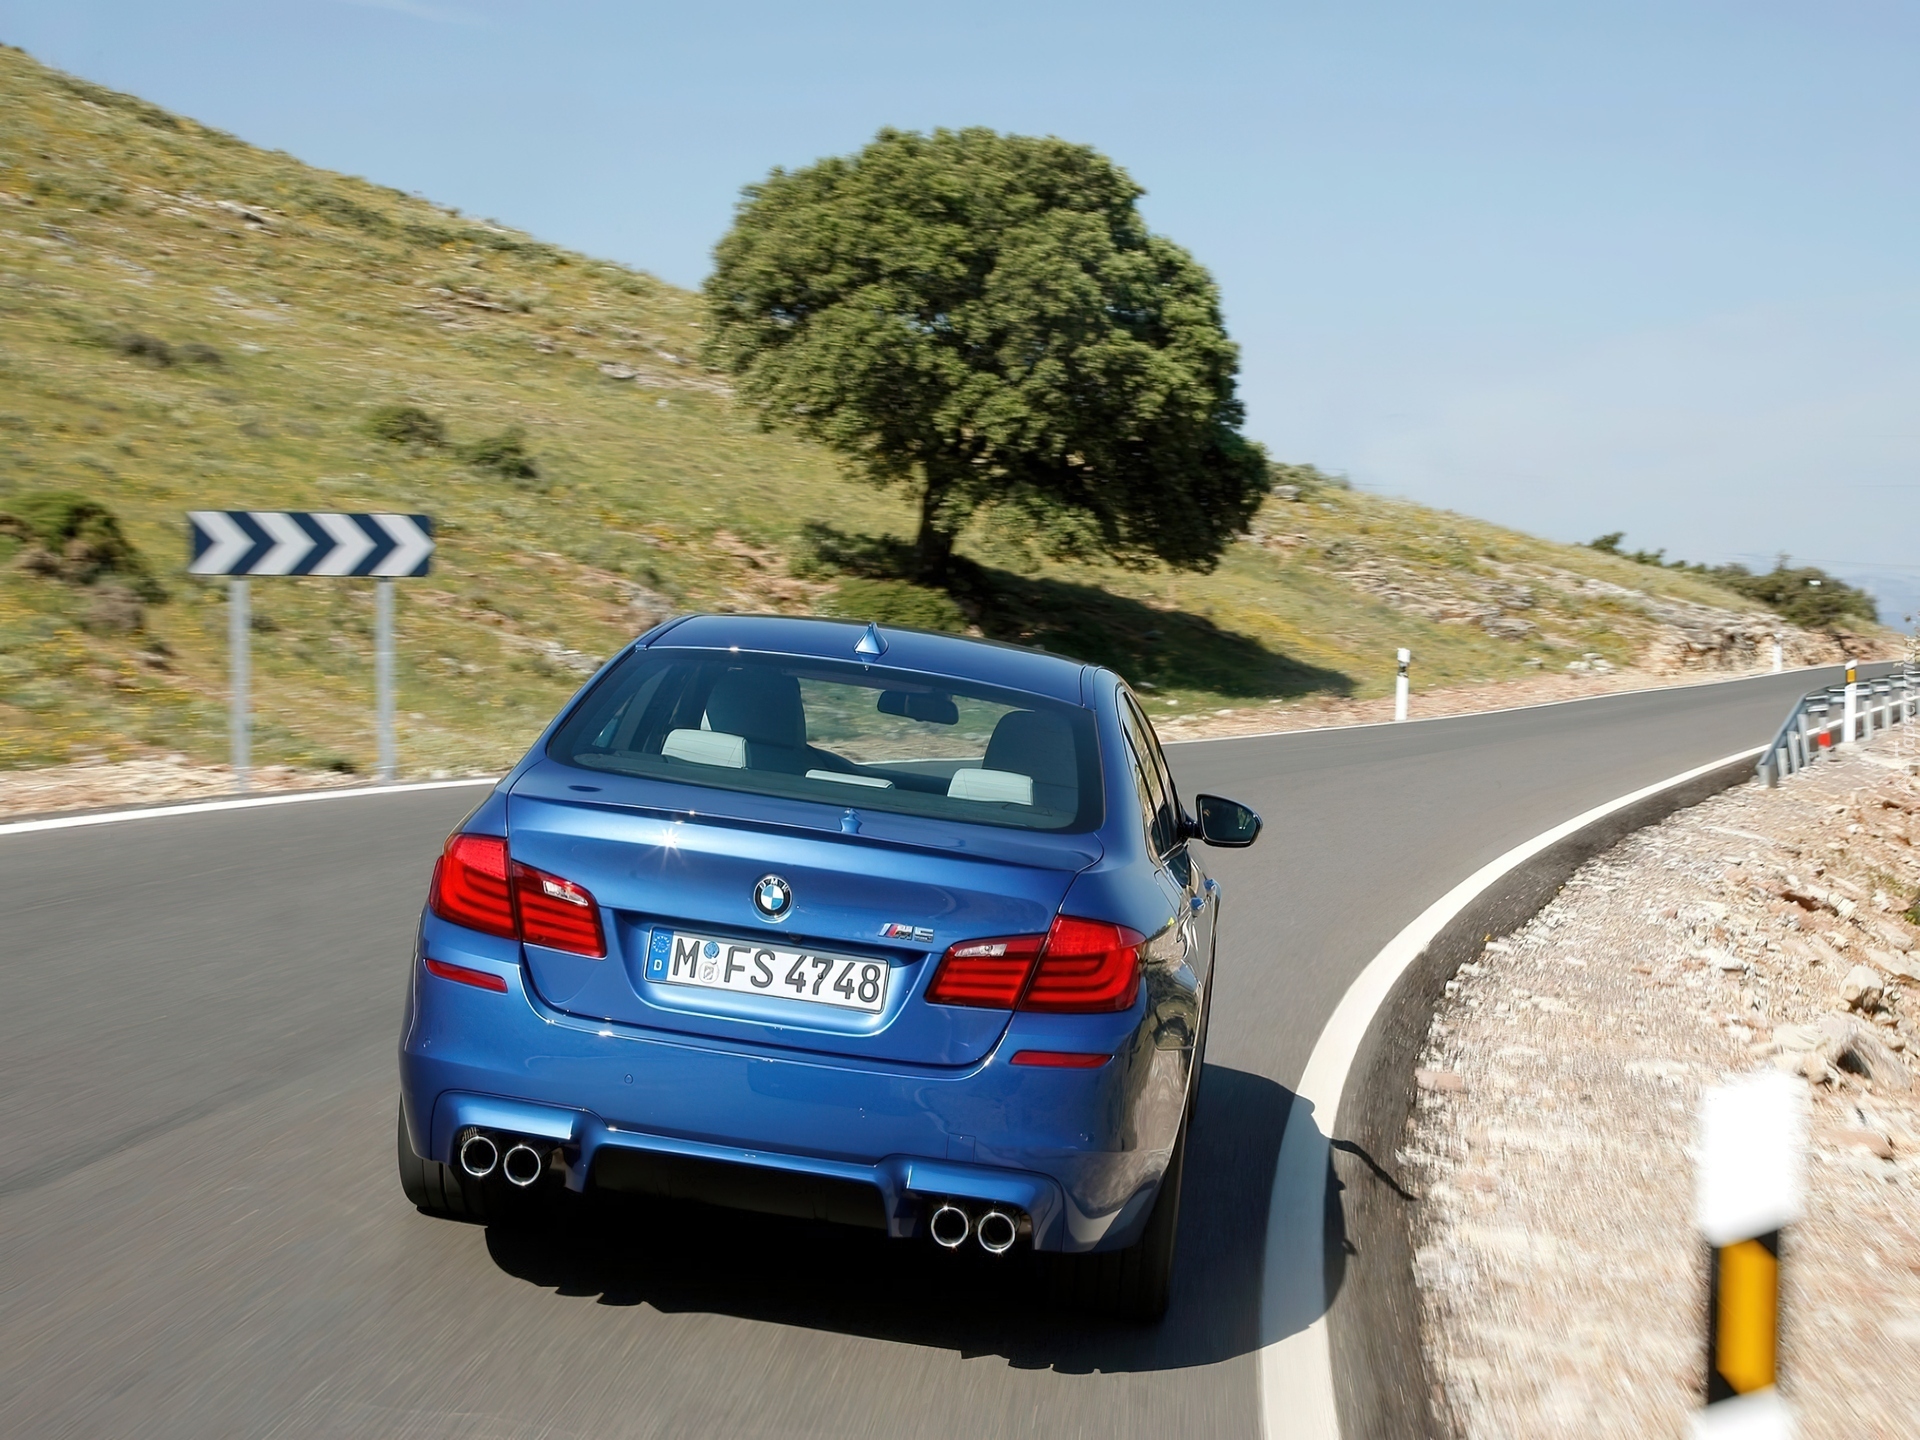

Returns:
928,1199,1024,1255
975,1209,1017,1255
458,1132,499,1179
502,1142,545,1188
457,1129,548,1187
929,1203,971,1249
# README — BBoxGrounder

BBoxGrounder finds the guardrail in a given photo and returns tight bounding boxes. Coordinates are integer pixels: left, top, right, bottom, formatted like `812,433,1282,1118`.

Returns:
1756,666,1918,787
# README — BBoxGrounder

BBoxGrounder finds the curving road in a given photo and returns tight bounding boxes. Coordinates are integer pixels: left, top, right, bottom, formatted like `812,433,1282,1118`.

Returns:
0,666,1870,1438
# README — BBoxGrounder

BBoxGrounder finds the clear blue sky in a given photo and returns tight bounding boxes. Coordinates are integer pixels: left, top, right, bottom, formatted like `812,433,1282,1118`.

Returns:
6,0,1917,619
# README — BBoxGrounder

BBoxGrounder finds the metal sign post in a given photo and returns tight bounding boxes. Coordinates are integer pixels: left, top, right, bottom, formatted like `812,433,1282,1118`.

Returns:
375,578,396,783
189,511,433,788
229,579,251,791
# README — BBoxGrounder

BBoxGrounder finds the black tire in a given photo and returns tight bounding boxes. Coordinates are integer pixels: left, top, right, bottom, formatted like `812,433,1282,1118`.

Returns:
1046,1113,1188,1322
396,1103,488,1222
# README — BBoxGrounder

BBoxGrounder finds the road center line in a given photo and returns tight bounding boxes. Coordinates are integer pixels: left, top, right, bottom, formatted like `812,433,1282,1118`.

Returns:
1258,743,1766,1439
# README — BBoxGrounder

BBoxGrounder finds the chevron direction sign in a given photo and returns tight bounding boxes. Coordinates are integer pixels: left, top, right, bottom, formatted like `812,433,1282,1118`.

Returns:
188,511,434,577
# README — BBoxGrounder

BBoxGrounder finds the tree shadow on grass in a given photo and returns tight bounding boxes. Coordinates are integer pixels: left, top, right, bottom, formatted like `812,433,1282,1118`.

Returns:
799,524,1352,701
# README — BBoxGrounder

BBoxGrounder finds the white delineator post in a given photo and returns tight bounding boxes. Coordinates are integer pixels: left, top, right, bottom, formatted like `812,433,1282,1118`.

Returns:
1771,637,1782,674
1394,648,1410,723
1842,660,1859,746
229,579,251,794
1693,1070,1805,1440
375,579,396,783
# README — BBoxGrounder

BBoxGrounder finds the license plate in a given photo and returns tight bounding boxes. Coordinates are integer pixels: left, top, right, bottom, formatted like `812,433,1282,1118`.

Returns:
645,930,890,1014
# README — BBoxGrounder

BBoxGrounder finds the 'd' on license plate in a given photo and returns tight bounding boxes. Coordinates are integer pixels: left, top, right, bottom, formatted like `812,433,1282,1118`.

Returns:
645,930,890,1013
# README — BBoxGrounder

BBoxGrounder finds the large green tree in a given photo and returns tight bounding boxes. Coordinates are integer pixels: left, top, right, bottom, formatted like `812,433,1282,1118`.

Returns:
704,127,1269,584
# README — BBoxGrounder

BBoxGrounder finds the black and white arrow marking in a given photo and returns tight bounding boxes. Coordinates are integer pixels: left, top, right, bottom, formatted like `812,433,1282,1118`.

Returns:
188,512,433,577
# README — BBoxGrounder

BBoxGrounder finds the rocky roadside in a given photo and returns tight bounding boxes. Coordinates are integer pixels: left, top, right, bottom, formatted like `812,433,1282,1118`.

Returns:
1405,729,1920,1437
0,755,429,820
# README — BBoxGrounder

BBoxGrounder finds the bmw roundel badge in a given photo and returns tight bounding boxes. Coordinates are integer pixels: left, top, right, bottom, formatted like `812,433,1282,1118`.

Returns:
753,874,793,920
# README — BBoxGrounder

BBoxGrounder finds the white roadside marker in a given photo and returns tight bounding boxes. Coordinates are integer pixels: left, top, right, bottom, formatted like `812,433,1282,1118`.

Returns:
1693,1069,1805,1440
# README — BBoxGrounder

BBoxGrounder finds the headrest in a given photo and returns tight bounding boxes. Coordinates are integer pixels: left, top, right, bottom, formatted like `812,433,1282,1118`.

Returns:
705,669,806,750
982,709,1075,781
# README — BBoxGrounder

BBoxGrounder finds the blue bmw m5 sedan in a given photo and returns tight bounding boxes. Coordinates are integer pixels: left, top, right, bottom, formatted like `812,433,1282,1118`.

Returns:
397,613,1260,1318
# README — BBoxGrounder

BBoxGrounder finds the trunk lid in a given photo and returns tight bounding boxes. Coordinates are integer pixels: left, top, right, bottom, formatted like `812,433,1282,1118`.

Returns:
505,760,1100,1066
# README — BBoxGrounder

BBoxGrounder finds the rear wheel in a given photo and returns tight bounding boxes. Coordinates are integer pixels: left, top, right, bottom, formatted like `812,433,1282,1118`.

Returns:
1047,1113,1188,1322
396,1104,488,1222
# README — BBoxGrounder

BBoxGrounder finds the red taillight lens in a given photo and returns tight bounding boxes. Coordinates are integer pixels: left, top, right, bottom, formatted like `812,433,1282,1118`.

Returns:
428,832,605,959
926,933,1045,1007
926,915,1146,1013
1020,916,1145,1013
430,834,515,939
512,861,606,957
1010,1050,1111,1068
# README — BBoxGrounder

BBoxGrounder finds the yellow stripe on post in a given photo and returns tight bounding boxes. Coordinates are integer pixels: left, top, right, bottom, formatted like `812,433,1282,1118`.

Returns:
1716,1238,1778,1394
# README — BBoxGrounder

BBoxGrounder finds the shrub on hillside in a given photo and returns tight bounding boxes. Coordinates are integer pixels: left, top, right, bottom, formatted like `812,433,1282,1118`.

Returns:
110,333,220,368
1722,565,1878,630
1586,535,1877,630
0,491,166,604
115,332,174,366
458,427,540,481
366,403,447,449
1269,461,1350,496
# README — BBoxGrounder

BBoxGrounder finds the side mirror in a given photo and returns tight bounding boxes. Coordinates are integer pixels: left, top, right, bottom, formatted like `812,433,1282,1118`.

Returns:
1193,794,1261,848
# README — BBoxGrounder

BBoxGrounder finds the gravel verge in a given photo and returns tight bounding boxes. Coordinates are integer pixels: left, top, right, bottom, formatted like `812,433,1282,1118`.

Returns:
0,756,401,820
1406,730,1920,1437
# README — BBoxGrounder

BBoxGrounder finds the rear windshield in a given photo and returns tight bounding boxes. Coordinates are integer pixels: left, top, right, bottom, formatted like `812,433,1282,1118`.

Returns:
546,648,1102,832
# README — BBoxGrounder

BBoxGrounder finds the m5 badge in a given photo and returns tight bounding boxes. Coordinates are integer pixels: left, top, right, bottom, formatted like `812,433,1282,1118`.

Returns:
880,923,935,943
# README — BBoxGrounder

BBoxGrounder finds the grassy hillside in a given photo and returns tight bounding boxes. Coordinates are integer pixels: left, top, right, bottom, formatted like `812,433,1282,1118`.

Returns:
0,46,1872,775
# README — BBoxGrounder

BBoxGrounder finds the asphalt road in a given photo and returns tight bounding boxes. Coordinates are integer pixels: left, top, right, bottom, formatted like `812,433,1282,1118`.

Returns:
0,666,1872,1438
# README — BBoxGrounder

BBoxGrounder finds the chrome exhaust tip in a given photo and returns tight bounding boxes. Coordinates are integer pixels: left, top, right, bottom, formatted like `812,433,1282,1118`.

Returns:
458,1132,499,1179
976,1210,1018,1255
501,1142,545,1188
929,1203,971,1249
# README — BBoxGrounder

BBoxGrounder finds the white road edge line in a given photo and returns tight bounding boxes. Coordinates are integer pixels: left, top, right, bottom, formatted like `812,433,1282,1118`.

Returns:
1258,742,1766,1440
0,776,500,839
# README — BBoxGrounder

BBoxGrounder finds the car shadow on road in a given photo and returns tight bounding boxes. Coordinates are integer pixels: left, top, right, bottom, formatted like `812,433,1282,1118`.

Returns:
481,1064,1335,1374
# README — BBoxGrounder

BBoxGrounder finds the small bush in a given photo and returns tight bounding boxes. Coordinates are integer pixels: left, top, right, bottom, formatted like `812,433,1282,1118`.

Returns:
178,342,223,366
115,332,173,366
0,492,166,602
366,403,446,448
1269,461,1351,494
84,581,146,635
459,426,539,480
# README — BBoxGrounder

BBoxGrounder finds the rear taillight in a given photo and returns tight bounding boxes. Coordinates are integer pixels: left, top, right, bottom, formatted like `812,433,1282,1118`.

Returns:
925,933,1045,1007
1021,916,1145,1012
428,832,606,959
512,862,605,956
430,834,515,939
926,915,1147,1014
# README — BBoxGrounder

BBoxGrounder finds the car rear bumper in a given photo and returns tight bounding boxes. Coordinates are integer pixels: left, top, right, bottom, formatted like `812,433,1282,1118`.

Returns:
398,939,1187,1253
